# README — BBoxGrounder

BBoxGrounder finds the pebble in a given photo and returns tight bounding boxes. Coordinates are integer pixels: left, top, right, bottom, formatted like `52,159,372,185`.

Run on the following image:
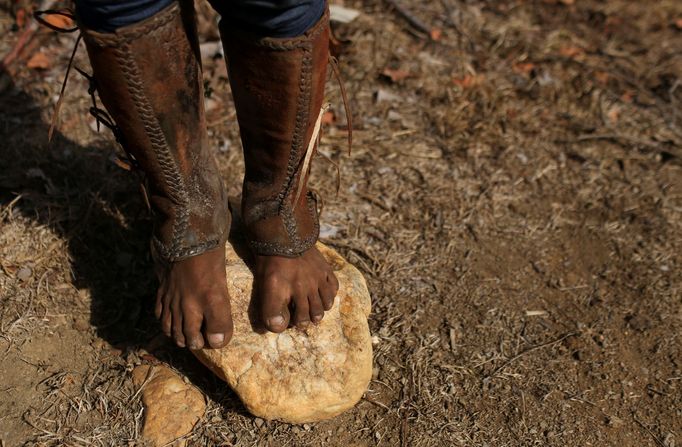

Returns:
16,267,32,282
132,365,206,447
73,318,90,332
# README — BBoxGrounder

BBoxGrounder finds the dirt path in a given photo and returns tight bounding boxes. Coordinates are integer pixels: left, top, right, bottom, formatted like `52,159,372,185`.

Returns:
1,0,681,445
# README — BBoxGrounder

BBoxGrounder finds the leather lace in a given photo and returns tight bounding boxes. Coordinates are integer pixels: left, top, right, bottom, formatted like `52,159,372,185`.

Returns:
292,54,353,207
34,9,137,171
329,55,352,157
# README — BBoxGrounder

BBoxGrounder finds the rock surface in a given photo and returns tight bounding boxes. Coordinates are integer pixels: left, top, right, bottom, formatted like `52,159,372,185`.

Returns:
132,365,206,446
192,241,372,423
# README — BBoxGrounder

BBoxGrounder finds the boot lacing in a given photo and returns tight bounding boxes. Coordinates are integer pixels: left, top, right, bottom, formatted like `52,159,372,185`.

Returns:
34,8,139,172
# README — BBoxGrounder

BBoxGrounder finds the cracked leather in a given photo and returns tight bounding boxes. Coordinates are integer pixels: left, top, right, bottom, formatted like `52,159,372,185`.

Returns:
220,8,330,257
80,2,229,263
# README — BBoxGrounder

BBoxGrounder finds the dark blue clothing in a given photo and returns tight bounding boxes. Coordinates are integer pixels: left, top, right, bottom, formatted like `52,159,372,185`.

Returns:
208,0,325,38
75,0,325,37
75,0,174,33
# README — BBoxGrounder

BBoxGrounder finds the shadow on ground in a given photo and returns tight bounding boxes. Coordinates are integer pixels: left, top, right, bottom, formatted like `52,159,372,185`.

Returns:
0,73,155,344
0,73,247,409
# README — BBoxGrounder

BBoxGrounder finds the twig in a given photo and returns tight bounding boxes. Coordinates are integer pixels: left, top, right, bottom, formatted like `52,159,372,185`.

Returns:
483,332,579,381
576,133,681,160
400,411,409,447
440,0,461,33
2,23,38,68
362,396,390,411
576,133,661,150
128,366,155,404
632,414,667,447
384,0,432,37
0,194,22,221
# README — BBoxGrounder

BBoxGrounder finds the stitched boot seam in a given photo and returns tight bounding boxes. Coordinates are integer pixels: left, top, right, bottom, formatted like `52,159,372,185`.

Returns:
113,42,191,261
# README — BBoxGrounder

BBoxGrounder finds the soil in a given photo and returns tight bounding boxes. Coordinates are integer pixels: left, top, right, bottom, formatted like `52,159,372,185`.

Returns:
1,0,681,446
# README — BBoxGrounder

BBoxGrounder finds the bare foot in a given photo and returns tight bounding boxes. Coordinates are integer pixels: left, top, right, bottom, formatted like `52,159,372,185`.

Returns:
155,246,233,349
255,246,339,332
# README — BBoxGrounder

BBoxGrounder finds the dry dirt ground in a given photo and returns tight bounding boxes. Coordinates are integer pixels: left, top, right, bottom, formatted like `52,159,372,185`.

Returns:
1,0,682,445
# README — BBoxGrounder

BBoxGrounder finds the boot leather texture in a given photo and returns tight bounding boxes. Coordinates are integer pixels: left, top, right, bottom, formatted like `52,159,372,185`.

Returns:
80,2,229,263
221,9,330,258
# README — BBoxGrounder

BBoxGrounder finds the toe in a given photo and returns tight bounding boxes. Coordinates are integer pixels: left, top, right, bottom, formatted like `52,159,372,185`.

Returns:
155,280,168,319
203,293,233,349
260,279,291,333
161,296,172,337
330,271,340,293
264,308,290,333
319,273,339,310
308,293,324,324
292,294,311,328
171,298,185,347
155,289,163,319
182,304,204,350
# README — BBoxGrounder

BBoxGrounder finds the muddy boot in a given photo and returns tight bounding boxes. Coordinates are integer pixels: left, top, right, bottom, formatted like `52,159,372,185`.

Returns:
220,7,340,332
80,2,233,349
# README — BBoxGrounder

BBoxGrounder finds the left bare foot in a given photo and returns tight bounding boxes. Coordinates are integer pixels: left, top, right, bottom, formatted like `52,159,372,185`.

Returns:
254,246,339,332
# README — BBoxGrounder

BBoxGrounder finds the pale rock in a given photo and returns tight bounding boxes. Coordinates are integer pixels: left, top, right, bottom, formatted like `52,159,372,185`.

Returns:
193,241,372,424
132,365,206,446
16,267,32,282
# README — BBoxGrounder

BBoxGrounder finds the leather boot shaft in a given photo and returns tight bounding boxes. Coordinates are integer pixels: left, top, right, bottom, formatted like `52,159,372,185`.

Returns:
220,8,329,257
81,2,229,262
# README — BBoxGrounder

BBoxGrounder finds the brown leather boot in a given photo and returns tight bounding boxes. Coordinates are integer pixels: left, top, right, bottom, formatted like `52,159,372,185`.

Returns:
80,2,229,263
220,8,330,258
79,2,234,348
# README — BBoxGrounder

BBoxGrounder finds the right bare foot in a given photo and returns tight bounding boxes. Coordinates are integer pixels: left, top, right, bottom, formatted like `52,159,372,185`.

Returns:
154,246,233,349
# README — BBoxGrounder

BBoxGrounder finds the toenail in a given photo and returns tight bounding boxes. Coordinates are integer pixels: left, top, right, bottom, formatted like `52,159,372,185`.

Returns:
207,333,225,346
268,316,285,328
189,339,202,350
176,340,186,348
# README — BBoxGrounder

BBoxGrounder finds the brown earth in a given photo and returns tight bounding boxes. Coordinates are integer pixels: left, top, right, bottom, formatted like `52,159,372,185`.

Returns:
1,0,681,446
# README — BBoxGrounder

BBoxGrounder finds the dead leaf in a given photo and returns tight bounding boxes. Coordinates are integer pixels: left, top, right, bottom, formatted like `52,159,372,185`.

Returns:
15,8,27,28
675,18,682,30
141,353,160,363
620,90,635,103
513,62,536,76
506,108,519,120
604,16,623,35
430,28,442,41
0,262,18,275
381,68,411,83
452,74,485,88
43,13,75,30
607,105,621,123
559,45,585,59
321,110,335,125
594,71,610,84
27,52,50,70
329,33,352,59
